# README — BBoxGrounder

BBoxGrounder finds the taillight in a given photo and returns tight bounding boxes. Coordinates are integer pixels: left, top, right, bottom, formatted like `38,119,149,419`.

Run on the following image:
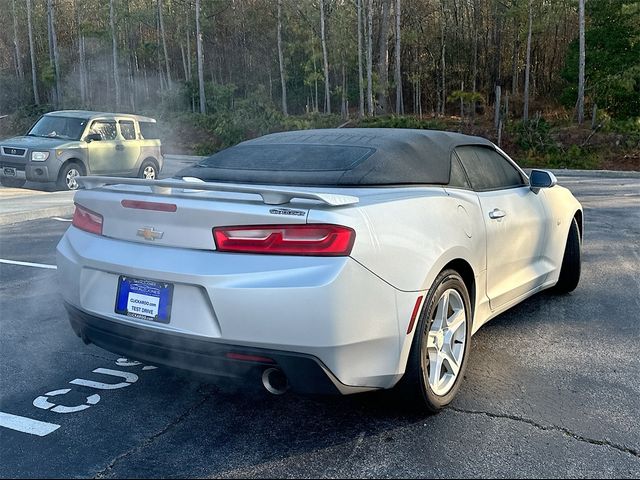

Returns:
213,224,355,256
72,203,103,235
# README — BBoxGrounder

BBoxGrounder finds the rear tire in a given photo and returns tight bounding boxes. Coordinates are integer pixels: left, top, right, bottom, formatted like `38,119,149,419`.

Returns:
397,269,472,413
1,177,26,188
553,217,581,293
139,159,158,180
57,162,84,191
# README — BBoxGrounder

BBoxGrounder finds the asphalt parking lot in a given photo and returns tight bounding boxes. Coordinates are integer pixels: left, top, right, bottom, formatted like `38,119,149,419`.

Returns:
0,173,639,478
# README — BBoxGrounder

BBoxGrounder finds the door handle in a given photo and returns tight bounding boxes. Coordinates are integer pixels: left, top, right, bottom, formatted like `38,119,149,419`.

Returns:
489,208,506,219
115,144,124,151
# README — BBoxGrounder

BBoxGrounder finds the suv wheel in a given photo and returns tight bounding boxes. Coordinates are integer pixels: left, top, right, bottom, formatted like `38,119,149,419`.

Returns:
57,163,83,191
139,160,158,180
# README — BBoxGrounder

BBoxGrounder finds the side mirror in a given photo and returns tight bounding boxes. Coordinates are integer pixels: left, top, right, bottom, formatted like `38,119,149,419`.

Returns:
530,169,557,193
85,133,102,143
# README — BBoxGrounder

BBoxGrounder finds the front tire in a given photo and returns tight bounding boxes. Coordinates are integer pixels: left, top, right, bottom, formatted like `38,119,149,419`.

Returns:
1,177,26,188
553,217,581,293
398,269,472,413
57,163,84,191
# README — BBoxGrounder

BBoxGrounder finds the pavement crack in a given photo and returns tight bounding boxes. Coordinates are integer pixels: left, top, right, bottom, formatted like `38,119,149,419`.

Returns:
448,407,640,459
93,391,215,478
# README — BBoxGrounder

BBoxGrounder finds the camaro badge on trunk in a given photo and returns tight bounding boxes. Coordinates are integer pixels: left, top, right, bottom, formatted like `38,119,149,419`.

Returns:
137,227,164,241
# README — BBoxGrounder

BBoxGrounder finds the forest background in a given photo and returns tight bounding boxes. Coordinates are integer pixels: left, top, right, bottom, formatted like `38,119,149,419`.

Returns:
0,0,638,170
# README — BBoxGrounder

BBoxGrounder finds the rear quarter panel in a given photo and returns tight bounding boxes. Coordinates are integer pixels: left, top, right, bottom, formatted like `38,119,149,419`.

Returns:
307,187,486,293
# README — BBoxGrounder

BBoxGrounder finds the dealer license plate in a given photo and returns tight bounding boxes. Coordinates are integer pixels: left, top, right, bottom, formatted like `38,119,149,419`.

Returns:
115,276,173,323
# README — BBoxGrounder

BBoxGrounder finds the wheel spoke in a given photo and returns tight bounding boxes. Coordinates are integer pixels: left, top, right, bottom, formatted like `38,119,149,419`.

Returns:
441,351,460,377
447,309,465,334
428,352,444,389
431,293,449,331
426,333,438,350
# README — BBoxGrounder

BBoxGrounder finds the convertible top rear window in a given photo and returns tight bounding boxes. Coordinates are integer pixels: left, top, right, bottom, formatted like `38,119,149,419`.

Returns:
198,144,374,172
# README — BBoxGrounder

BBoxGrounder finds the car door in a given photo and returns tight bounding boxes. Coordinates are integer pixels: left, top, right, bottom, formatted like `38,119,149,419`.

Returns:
455,146,549,310
86,120,121,174
117,119,142,175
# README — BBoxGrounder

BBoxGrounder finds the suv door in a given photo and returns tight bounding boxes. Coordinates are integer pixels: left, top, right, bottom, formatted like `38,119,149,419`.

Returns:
455,146,550,310
86,120,120,174
117,119,142,175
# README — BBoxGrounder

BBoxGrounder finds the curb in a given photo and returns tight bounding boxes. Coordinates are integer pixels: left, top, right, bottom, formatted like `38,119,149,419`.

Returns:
535,169,640,179
0,204,74,227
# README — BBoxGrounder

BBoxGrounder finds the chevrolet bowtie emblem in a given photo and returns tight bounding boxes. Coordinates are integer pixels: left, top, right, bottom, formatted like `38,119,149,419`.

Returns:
137,227,164,241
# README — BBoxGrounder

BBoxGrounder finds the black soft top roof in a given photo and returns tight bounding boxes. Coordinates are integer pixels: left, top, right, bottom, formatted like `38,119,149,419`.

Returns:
177,128,495,186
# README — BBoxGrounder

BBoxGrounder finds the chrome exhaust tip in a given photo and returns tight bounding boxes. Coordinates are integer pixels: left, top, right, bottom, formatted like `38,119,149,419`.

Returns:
261,367,289,395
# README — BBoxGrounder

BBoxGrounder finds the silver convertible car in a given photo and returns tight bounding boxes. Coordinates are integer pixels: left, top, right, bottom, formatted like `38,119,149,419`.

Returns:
56,129,582,412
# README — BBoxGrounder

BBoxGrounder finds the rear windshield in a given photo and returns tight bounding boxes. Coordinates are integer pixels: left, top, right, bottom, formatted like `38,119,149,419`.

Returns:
139,121,159,139
198,144,374,172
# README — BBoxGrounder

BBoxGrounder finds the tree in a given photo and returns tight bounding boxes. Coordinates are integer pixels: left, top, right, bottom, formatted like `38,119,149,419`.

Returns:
11,0,23,81
366,0,374,115
47,0,61,107
196,0,205,114
26,0,39,104
394,0,402,114
110,0,121,109
378,0,391,113
158,0,172,89
319,0,331,114
577,0,585,124
523,0,533,121
277,0,288,116
357,0,364,117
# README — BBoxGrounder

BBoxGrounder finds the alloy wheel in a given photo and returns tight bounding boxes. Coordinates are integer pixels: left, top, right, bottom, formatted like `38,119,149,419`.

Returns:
425,288,467,396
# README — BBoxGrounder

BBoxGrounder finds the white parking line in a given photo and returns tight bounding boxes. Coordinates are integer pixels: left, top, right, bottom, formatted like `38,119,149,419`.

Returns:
0,259,57,270
0,412,60,436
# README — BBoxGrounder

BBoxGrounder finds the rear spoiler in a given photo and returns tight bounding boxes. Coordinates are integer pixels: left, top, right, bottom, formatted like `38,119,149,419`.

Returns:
77,176,359,207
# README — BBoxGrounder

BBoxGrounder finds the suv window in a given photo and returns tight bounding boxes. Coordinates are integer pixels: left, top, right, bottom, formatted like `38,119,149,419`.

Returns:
139,122,159,140
455,146,526,191
90,121,117,141
448,153,471,189
119,120,136,140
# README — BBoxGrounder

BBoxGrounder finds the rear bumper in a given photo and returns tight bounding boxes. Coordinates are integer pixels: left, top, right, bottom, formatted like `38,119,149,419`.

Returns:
65,302,355,395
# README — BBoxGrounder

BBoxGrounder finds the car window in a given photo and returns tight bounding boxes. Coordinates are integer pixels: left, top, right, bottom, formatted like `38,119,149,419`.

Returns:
119,121,136,140
139,122,159,140
27,115,87,141
448,153,471,189
456,146,526,191
90,121,117,141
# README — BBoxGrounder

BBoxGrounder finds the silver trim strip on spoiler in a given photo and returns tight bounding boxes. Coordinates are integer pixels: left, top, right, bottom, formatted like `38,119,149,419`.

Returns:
77,176,359,207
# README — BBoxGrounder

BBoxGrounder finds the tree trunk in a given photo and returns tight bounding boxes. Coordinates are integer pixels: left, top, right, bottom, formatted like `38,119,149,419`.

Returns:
26,0,39,104
577,0,585,124
11,0,24,80
277,0,288,116
74,0,87,105
196,0,206,113
523,0,533,122
47,0,61,107
110,0,121,109
366,0,374,115
472,0,479,116
439,0,446,116
377,0,391,114
511,28,519,95
394,0,402,114
357,0,364,117
320,0,331,114
158,0,172,89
